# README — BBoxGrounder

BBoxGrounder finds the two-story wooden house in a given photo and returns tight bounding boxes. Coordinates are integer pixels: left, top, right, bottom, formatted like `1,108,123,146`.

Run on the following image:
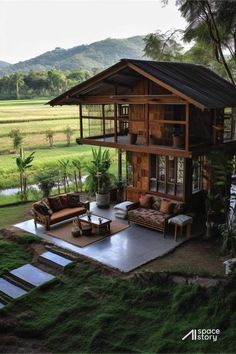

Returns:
49,59,236,208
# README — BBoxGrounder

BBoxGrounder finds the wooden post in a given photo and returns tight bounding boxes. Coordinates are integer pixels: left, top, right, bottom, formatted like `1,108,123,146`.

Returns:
118,149,122,181
102,104,106,139
114,103,118,143
185,104,189,151
79,104,83,139
146,104,149,145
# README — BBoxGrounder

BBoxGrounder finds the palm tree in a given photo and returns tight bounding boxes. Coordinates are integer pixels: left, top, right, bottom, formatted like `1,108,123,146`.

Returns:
11,72,24,99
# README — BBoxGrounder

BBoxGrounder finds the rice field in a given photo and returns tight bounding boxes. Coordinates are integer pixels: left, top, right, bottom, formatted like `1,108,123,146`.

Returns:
0,98,118,190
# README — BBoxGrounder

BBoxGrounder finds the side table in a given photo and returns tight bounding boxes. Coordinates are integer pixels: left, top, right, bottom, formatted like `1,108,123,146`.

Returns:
168,214,193,241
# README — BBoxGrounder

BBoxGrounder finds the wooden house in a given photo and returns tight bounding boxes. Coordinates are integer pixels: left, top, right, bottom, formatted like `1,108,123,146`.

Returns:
49,59,236,208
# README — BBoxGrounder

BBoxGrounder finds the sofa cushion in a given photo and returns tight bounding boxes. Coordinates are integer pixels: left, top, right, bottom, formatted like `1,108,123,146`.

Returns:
160,199,174,214
33,201,52,216
39,201,53,216
48,196,63,212
67,192,81,208
173,202,185,214
152,196,162,210
50,207,86,222
139,194,153,208
59,194,68,208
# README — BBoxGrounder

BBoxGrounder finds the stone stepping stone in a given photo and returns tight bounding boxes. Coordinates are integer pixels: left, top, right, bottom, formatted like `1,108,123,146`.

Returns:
10,264,55,288
39,251,73,270
0,278,27,299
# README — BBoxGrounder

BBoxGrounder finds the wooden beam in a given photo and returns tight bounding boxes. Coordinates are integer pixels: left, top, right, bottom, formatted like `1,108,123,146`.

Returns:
70,94,186,105
76,138,192,158
102,104,106,138
103,79,132,88
127,62,206,110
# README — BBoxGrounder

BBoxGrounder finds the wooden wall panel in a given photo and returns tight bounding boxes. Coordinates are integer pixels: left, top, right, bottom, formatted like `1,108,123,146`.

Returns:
149,81,172,95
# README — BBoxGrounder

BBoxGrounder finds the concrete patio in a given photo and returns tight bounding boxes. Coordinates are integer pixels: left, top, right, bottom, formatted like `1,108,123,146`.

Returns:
15,202,204,272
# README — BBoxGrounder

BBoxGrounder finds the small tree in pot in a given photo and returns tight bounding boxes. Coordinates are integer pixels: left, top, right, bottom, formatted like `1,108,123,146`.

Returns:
85,147,115,208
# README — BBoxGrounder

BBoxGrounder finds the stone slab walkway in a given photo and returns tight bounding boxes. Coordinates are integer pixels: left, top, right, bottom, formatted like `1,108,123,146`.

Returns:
10,264,55,287
0,278,27,299
39,251,73,269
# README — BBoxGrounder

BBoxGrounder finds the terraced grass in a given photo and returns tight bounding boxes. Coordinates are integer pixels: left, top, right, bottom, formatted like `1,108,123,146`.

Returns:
4,265,236,353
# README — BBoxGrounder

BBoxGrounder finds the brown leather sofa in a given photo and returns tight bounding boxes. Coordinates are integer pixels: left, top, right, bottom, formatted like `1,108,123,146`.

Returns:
32,192,90,230
127,194,185,236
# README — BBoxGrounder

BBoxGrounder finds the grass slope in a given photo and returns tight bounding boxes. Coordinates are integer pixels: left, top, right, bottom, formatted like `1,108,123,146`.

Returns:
5,265,236,353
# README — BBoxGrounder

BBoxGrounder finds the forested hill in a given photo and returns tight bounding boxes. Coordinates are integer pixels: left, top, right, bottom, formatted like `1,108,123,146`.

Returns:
0,60,10,69
0,36,146,76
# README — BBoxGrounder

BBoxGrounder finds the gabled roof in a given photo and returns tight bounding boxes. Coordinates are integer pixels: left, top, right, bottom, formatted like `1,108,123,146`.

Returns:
48,59,236,109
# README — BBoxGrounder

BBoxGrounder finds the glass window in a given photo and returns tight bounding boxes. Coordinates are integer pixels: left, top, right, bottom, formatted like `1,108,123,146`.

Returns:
192,157,203,192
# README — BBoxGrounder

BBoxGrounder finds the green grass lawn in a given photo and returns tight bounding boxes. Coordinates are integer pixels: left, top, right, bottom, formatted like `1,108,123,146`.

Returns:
0,236,33,276
2,264,235,353
0,203,32,229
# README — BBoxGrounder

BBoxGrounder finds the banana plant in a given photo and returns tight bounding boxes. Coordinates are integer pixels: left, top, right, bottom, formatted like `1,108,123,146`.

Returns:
16,146,35,200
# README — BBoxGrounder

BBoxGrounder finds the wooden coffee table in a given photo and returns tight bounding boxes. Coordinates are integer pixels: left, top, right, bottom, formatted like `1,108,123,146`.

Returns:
78,214,112,236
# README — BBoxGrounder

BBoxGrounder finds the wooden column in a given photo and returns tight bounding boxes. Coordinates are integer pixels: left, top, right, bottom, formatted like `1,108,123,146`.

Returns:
79,104,83,139
102,104,106,139
118,149,122,181
185,103,189,151
145,104,149,145
114,103,118,143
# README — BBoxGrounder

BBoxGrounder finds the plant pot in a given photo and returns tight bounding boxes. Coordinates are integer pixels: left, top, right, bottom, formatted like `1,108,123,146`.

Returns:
96,192,110,208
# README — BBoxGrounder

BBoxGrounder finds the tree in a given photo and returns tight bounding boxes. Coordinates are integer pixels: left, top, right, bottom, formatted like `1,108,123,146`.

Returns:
176,0,236,84
35,169,56,197
58,159,70,192
144,30,184,61
63,126,74,146
72,159,83,192
45,129,54,147
9,129,23,152
16,147,35,200
11,72,24,99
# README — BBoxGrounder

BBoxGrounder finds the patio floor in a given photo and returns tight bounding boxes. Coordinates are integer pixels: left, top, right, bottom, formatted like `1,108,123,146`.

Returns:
15,202,204,272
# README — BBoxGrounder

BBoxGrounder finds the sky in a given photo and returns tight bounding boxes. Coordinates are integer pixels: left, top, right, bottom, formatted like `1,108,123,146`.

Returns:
0,0,187,64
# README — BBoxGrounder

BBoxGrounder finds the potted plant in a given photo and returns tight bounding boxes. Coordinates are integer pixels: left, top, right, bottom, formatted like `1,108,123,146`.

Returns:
85,147,115,208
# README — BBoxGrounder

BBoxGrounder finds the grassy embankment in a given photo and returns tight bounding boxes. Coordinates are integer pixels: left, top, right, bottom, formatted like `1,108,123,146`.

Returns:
0,257,235,353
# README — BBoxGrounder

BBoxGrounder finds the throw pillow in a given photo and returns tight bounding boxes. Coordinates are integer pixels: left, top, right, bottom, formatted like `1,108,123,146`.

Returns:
139,194,153,208
48,196,63,212
160,199,174,214
152,196,162,210
59,194,68,208
67,193,81,208
173,202,185,214
39,201,53,216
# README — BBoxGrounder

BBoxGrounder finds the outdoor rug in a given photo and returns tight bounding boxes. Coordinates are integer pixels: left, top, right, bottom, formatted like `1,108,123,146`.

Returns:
46,220,129,248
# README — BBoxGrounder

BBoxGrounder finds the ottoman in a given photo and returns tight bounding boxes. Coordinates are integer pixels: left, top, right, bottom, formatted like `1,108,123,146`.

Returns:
114,201,134,219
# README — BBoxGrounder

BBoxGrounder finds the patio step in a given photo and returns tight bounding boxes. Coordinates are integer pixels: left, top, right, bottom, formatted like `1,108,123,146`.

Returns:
38,251,73,270
0,278,27,299
9,264,55,288
45,245,79,261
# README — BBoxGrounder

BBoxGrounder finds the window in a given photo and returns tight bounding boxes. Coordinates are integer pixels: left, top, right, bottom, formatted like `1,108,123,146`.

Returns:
119,104,129,117
149,155,185,197
224,107,236,141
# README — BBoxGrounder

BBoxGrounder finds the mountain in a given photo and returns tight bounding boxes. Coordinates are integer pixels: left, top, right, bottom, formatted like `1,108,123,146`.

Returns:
0,36,147,76
0,60,11,70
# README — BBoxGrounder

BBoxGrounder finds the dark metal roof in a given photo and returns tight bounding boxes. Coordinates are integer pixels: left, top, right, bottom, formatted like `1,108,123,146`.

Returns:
48,59,236,109
128,59,236,109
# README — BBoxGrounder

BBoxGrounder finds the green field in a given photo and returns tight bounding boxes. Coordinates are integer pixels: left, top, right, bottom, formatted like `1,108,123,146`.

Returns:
0,98,118,191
